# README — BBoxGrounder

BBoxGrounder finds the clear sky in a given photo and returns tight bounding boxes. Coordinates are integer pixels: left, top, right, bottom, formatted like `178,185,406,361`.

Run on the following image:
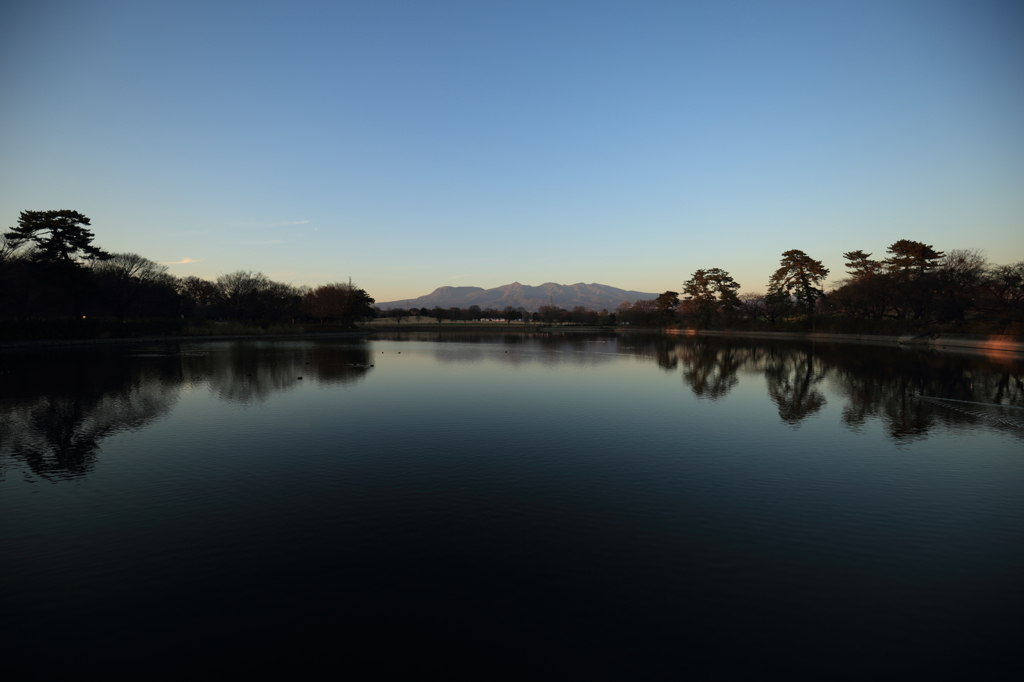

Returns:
2,0,1022,302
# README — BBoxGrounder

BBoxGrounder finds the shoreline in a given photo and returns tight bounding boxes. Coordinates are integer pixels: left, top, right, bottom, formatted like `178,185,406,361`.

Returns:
651,328,1024,354
0,330,371,351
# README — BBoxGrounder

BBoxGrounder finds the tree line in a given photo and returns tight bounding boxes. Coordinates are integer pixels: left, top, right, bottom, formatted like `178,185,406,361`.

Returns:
377,303,622,325
0,210,375,330
610,241,1023,334
3,210,1022,337
381,240,1022,334
378,304,530,324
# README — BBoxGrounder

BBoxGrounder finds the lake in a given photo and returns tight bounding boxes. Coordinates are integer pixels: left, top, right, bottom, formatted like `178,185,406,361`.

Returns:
2,332,1022,676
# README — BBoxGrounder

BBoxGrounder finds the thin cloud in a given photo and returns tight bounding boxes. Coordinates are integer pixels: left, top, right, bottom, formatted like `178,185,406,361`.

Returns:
238,239,287,245
162,257,202,265
228,220,310,230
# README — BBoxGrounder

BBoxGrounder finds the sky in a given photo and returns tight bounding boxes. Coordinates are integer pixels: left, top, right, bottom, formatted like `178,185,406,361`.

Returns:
1,0,1022,302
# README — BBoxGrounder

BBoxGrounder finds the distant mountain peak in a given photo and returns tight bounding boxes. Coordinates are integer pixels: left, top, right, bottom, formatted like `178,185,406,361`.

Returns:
377,282,658,311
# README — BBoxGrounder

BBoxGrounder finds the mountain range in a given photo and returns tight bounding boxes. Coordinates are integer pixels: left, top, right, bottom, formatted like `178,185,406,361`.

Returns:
376,282,659,312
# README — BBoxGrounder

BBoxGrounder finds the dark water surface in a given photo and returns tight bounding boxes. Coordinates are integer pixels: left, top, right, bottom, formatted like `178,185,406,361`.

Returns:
2,333,1022,675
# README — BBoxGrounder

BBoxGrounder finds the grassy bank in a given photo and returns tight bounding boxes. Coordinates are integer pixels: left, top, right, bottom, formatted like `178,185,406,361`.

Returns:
360,322,546,331
1,317,187,341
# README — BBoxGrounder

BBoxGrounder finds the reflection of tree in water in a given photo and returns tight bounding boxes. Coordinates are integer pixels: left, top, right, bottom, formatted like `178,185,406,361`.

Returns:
374,331,624,368
678,339,745,401
539,333,626,369
617,335,682,371
826,347,939,440
373,332,525,365
0,341,376,480
382,333,1024,441
990,368,1024,407
651,336,1023,440
763,346,828,424
825,346,1024,441
0,350,182,480
179,340,373,405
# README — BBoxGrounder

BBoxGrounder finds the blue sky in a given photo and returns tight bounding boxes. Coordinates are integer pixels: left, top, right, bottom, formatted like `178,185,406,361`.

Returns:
2,0,1021,302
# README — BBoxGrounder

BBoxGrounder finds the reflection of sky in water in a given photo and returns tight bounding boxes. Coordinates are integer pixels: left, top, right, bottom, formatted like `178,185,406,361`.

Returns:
1,335,1022,675
2,336,1022,485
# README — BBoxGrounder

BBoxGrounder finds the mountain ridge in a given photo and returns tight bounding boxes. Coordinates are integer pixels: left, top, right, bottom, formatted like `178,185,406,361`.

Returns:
377,282,659,312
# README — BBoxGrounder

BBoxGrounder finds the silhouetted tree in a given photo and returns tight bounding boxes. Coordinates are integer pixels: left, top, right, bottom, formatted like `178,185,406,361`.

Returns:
654,291,680,326
768,250,829,318
933,249,987,323
682,268,740,327
0,236,38,320
629,299,659,326
737,292,767,322
883,240,945,319
304,285,340,323
842,250,882,279
3,210,111,264
762,289,793,324
92,252,176,319
302,282,374,327
3,210,112,317
213,271,306,323
983,261,1024,323
539,305,564,324
217,271,272,319
503,305,520,324
828,251,891,321
178,276,218,317
0,234,17,265
569,305,595,324
615,301,633,325
884,240,945,276
386,307,410,324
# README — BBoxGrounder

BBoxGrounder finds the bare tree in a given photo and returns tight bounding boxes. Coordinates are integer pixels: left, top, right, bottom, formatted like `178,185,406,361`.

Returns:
0,235,19,266
934,249,988,322
383,307,410,324
629,299,659,326
92,252,174,319
178,276,218,317
216,271,271,319
984,261,1024,315
738,292,766,321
